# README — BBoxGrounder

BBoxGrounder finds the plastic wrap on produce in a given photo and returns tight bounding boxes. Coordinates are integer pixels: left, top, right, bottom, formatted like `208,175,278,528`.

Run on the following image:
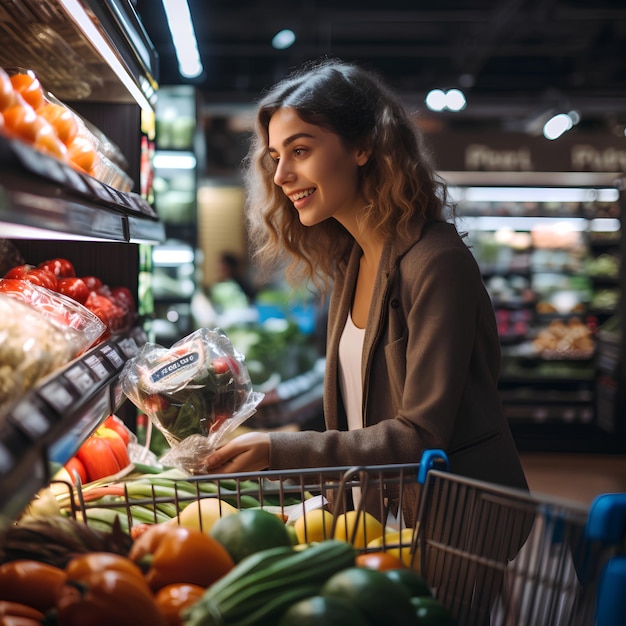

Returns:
120,328,264,474
0,293,74,413
0,279,106,357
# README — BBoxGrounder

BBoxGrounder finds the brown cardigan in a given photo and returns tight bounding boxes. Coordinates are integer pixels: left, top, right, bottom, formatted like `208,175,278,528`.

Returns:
268,219,528,502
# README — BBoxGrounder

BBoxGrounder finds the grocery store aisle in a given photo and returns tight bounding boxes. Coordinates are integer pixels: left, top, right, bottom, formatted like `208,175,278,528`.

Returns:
520,452,626,507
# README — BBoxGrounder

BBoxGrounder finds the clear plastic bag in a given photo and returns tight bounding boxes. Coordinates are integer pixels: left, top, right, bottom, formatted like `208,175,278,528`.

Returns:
0,293,74,413
0,279,106,357
120,328,264,474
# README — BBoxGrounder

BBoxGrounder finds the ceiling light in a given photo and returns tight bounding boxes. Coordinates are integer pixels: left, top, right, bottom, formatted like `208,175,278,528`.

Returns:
425,88,467,112
543,112,578,140
272,29,296,50
425,89,447,112
161,0,203,78
445,89,467,111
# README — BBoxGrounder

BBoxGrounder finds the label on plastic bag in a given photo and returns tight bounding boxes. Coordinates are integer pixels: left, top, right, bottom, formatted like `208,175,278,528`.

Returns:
138,336,206,394
150,351,201,384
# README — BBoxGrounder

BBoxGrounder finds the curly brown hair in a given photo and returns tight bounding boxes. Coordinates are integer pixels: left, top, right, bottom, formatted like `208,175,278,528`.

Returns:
243,57,450,294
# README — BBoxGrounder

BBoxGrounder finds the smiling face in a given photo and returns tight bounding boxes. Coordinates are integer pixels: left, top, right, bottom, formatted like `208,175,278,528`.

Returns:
268,107,369,229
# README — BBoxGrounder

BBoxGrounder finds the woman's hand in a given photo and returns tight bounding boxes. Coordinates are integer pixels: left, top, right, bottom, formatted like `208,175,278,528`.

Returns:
204,431,270,473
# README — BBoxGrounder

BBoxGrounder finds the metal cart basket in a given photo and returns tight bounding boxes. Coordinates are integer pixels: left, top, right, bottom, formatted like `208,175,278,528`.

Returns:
64,450,625,626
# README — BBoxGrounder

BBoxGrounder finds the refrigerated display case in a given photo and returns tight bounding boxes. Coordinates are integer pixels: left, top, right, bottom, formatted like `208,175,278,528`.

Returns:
0,0,164,527
443,170,624,452
152,85,199,344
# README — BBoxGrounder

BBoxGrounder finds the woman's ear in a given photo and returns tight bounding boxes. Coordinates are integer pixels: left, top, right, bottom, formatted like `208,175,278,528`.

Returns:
354,144,371,167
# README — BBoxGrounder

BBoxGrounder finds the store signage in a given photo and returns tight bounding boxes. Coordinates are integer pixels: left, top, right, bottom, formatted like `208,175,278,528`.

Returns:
426,131,626,173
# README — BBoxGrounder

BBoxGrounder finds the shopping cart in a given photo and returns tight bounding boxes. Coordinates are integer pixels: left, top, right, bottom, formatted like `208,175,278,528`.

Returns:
65,450,625,626
415,451,626,626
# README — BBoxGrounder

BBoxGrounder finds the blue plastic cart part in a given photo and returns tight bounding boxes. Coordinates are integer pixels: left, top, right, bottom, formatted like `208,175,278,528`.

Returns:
417,449,449,484
586,493,626,543
586,493,626,626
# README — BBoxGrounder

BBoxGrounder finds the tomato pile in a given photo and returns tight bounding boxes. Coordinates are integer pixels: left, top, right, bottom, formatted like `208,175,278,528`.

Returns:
0,65,100,175
1,256,136,338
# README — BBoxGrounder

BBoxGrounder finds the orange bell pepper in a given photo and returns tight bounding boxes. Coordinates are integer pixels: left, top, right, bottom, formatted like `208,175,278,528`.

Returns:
56,568,166,626
0,601,44,620
129,523,234,592
0,560,67,613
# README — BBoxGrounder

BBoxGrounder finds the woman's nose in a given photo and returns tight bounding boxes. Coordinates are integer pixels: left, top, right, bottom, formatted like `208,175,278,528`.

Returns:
273,160,294,186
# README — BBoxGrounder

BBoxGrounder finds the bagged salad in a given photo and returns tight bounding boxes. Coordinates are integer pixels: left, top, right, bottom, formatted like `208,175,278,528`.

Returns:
120,328,264,473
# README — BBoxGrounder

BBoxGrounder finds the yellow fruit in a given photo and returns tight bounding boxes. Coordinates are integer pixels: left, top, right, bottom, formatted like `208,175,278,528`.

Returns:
293,508,334,544
172,497,237,534
333,510,384,548
367,527,419,571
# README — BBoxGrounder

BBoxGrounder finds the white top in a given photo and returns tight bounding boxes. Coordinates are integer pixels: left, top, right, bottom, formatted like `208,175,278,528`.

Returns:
338,313,366,432
338,313,404,529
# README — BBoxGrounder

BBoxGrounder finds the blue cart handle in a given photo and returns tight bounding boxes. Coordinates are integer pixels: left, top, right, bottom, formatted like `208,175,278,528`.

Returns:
417,449,449,484
586,493,626,543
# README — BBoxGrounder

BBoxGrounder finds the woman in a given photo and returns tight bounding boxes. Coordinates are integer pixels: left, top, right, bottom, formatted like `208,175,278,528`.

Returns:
205,58,528,505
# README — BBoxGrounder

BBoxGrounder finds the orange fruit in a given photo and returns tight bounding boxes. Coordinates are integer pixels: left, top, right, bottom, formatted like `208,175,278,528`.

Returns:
10,71,45,111
355,550,407,571
0,67,15,111
39,102,79,145
3,97,43,142
67,135,99,173
34,124,69,162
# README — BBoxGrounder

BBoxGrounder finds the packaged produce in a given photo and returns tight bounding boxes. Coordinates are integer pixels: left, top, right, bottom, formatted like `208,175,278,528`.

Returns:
0,293,74,412
120,327,264,473
0,278,106,357
0,66,133,191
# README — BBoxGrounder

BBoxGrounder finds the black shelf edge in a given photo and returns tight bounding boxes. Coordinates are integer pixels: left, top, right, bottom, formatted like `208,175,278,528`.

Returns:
0,135,164,244
0,327,146,524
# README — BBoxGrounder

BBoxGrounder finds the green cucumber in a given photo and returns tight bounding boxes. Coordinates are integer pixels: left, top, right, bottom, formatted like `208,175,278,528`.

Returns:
183,540,356,626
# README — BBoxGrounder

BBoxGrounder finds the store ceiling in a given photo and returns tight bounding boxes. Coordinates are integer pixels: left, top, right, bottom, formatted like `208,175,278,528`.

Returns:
134,0,626,133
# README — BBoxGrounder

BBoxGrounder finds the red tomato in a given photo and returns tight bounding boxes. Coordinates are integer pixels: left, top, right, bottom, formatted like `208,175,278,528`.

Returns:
39,258,76,279
4,264,34,280
110,286,135,310
209,413,229,434
85,291,126,332
103,415,131,447
22,268,57,291
0,279,31,296
155,583,205,626
143,394,170,415
64,457,87,484
3,265,57,291
211,357,231,375
82,276,103,291
57,277,89,304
